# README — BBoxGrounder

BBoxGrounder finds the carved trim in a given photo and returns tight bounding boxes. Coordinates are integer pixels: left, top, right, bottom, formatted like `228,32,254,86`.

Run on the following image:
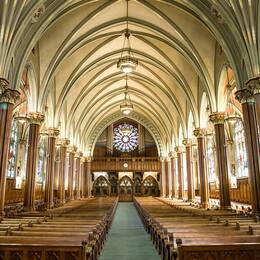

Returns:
28,112,45,125
193,128,206,138
246,76,260,95
235,88,254,104
209,112,225,125
0,78,9,95
0,87,20,104
68,145,77,153
46,127,60,137
182,138,192,146
57,138,70,146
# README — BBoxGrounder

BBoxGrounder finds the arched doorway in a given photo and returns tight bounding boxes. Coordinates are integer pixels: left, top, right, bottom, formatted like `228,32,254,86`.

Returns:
93,176,111,197
141,176,159,197
118,176,133,202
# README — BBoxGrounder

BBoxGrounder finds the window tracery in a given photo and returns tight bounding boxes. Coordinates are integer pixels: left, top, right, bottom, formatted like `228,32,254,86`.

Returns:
113,123,138,152
37,137,47,183
7,119,19,178
233,120,248,178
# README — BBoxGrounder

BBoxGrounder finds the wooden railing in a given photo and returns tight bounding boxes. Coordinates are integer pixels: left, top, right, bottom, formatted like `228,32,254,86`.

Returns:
209,178,251,204
91,157,160,172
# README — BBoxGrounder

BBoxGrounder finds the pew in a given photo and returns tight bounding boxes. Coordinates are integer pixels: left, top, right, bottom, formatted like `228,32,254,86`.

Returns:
0,197,118,260
134,197,260,260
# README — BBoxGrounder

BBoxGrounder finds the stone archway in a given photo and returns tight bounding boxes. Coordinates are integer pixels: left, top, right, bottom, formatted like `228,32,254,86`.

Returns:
93,176,111,197
118,176,133,202
141,176,159,197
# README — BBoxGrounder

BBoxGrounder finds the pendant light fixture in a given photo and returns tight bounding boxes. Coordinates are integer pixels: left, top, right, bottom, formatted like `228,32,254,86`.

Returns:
120,76,133,115
117,0,138,74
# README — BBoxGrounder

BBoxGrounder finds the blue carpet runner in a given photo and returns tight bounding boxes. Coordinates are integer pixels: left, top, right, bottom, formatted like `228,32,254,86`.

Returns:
99,202,160,260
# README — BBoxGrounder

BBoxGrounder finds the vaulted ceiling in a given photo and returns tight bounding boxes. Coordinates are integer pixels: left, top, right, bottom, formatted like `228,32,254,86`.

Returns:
1,0,259,156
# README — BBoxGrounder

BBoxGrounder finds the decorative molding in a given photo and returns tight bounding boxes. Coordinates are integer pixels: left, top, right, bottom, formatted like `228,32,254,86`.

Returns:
0,78,20,104
67,145,77,153
46,127,60,137
57,138,70,147
235,88,255,104
182,138,192,146
31,4,45,23
28,112,45,125
210,4,224,23
246,76,260,95
209,112,225,125
193,128,206,138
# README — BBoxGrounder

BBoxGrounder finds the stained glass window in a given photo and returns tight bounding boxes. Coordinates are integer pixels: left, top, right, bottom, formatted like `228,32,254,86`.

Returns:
7,119,19,178
206,136,216,183
37,137,47,183
234,120,248,177
113,123,138,152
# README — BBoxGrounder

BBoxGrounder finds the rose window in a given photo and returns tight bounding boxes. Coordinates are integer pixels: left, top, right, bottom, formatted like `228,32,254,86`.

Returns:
113,123,138,152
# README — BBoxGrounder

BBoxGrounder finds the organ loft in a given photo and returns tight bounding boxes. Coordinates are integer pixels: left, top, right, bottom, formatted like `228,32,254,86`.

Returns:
0,0,260,259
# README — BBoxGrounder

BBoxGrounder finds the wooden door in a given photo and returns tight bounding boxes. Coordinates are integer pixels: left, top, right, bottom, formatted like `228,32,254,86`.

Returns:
119,176,133,202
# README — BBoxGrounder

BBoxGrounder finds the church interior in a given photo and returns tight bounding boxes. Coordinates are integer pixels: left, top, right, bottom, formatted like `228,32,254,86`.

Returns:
0,0,260,259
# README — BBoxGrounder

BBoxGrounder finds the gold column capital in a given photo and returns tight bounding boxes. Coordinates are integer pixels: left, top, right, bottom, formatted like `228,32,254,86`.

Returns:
57,138,70,146
174,146,185,153
235,88,254,104
0,77,20,104
28,112,45,125
85,156,93,163
75,151,83,158
209,112,225,125
67,145,77,153
46,127,60,137
182,138,192,146
168,151,177,158
193,128,206,137
246,76,260,94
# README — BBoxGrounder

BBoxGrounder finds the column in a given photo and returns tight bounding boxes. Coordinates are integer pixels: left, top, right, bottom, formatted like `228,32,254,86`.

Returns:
209,112,231,209
86,157,92,197
24,112,45,211
165,157,169,197
235,88,260,215
0,78,20,216
80,158,85,198
171,154,177,198
74,152,82,200
57,138,70,204
160,158,166,197
138,124,145,155
183,138,194,201
67,146,77,200
247,77,260,132
175,147,183,199
167,157,172,198
44,128,59,208
193,128,209,208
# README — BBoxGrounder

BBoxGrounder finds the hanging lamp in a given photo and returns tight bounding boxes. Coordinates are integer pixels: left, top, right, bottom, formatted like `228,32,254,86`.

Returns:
117,0,138,74
120,76,133,115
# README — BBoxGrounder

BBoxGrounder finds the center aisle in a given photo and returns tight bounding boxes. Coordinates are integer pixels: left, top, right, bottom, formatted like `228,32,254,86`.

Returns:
99,202,160,260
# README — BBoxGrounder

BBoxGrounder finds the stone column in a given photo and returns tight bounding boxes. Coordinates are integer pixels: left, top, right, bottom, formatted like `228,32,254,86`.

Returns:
67,146,77,200
175,147,183,200
44,128,59,208
24,112,45,211
209,112,231,209
171,154,177,198
74,152,82,200
193,128,209,208
247,77,260,133
165,157,169,197
80,157,85,198
57,138,69,204
0,79,20,216
235,88,260,215
167,157,172,198
183,138,194,201
160,158,166,197
86,157,92,197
